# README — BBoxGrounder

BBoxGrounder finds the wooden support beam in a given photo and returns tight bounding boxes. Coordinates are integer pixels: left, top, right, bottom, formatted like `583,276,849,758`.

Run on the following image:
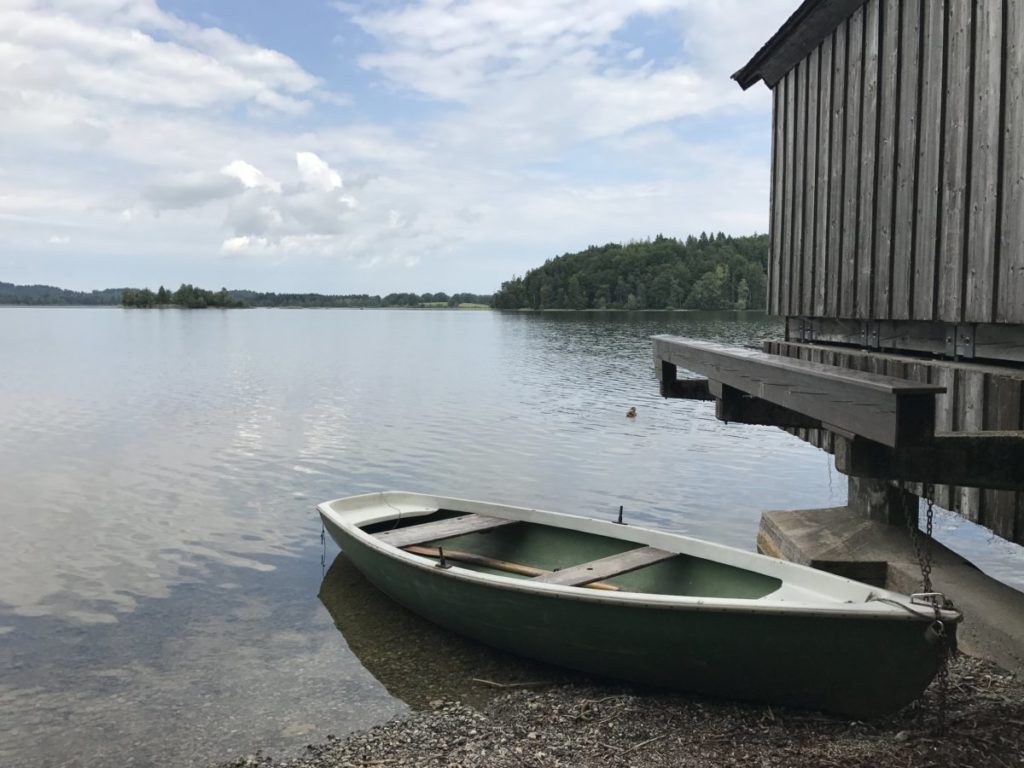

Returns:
785,317,1024,364
653,335,945,447
834,432,1024,492
659,378,716,401
712,383,823,429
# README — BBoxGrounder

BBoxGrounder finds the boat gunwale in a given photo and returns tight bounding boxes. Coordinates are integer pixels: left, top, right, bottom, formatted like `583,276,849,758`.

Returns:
318,491,961,623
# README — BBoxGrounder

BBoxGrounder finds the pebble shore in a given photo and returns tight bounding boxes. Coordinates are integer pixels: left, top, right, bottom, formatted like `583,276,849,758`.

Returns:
221,654,1022,768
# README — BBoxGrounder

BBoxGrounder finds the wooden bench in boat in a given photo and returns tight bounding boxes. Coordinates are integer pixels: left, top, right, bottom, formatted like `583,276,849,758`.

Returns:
532,546,677,587
403,544,620,590
374,513,516,548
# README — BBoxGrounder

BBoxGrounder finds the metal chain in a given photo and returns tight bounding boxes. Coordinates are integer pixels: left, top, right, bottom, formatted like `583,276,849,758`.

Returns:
320,517,327,576
905,488,951,730
904,494,933,593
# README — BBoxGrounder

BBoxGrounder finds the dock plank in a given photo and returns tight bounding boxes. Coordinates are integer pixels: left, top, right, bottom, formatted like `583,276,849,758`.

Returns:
653,335,945,447
533,546,677,587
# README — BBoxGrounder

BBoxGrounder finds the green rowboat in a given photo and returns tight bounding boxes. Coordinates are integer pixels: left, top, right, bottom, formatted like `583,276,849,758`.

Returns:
318,491,960,718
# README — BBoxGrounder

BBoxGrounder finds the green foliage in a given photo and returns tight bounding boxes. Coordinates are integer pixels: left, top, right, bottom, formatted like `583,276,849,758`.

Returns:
4,279,495,309
123,283,246,308
0,282,124,305
492,233,768,311
115,286,495,309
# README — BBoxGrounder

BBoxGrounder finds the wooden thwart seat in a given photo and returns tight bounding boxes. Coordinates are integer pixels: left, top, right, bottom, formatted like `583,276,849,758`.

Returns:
374,513,516,548
403,545,620,590
532,546,677,587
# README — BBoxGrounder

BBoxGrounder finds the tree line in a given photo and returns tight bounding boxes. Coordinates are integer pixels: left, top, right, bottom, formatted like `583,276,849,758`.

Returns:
120,285,494,308
233,291,493,308
0,281,124,305
122,284,246,308
492,233,768,311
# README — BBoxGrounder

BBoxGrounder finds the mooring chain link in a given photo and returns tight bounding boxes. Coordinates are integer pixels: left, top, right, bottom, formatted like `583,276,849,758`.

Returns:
320,517,327,576
904,489,952,730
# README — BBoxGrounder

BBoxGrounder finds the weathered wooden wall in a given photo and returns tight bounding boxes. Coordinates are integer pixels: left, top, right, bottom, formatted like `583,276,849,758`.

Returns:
768,0,1024,324
765,340,1024,544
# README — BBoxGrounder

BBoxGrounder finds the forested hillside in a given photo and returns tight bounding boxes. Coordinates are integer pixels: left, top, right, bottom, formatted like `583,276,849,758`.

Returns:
0,281,123,305
492,233,767,310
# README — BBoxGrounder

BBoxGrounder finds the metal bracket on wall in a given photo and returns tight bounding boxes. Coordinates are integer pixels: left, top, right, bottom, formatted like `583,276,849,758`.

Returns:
943,324,976,360
792,317,810,343
861,320,881,350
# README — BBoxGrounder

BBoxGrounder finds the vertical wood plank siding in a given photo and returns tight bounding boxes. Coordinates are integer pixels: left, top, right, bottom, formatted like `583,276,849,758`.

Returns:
768,0,1021,325
828,25,848,316
792,62,807,316
771,86,784,316
815,35,834,317
966,0,1003,322
841,8,865,318
892,0,921,319
874,0,900,319
914,0,943,319
858,1,880,317
803,47,821,314
783,72,796,314
939,0,972,321
764,341,1024,545
1000,0,1024,322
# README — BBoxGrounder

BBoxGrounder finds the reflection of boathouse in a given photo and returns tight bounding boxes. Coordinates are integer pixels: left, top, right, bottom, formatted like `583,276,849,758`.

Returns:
655,0,1024,672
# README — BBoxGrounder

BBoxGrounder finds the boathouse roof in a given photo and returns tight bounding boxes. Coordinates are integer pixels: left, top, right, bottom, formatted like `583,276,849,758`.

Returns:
732,0,869,89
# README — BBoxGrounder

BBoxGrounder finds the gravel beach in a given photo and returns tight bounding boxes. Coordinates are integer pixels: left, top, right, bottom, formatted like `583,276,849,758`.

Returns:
220,654,1022,768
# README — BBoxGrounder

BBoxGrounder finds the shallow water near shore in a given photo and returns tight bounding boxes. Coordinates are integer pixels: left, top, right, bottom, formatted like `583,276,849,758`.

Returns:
0,307,1018,768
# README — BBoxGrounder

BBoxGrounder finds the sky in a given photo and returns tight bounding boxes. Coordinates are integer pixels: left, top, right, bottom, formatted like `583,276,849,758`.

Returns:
0,0,796,295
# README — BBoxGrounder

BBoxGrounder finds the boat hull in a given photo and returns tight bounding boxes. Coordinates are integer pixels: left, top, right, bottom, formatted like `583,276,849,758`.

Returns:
323,513,949,719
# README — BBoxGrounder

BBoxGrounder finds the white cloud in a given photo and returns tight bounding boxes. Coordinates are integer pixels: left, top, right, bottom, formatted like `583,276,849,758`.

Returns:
221,160,281,193
295,152,342,192
48,234,71,244
352,0,685,102
0,0,794,292
0,3,321,121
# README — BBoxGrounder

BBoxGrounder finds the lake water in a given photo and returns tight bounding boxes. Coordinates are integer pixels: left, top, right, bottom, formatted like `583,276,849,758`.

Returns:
0,307,1018,767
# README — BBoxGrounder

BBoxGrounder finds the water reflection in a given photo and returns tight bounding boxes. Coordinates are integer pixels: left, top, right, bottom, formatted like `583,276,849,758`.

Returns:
318,553,579,710
1,307,1016,768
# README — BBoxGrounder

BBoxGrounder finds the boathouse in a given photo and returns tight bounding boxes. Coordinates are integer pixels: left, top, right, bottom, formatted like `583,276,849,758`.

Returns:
654,0,1024,672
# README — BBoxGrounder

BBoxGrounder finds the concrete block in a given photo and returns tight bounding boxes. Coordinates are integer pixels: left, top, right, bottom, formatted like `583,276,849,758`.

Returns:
758,506,1024,676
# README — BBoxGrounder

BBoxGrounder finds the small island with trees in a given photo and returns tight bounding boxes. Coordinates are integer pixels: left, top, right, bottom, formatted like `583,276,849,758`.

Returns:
122,284,246,308
120,285,494,309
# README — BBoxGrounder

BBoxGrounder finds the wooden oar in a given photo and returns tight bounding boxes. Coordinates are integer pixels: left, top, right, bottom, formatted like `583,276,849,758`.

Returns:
403,545,621,591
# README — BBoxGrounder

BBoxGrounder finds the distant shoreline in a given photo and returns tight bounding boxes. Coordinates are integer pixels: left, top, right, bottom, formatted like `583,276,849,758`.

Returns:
0,303,494,310
0,304,772,312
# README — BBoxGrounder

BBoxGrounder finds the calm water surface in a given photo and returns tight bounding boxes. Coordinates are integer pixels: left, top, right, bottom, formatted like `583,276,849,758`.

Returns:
0,308,1015,767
